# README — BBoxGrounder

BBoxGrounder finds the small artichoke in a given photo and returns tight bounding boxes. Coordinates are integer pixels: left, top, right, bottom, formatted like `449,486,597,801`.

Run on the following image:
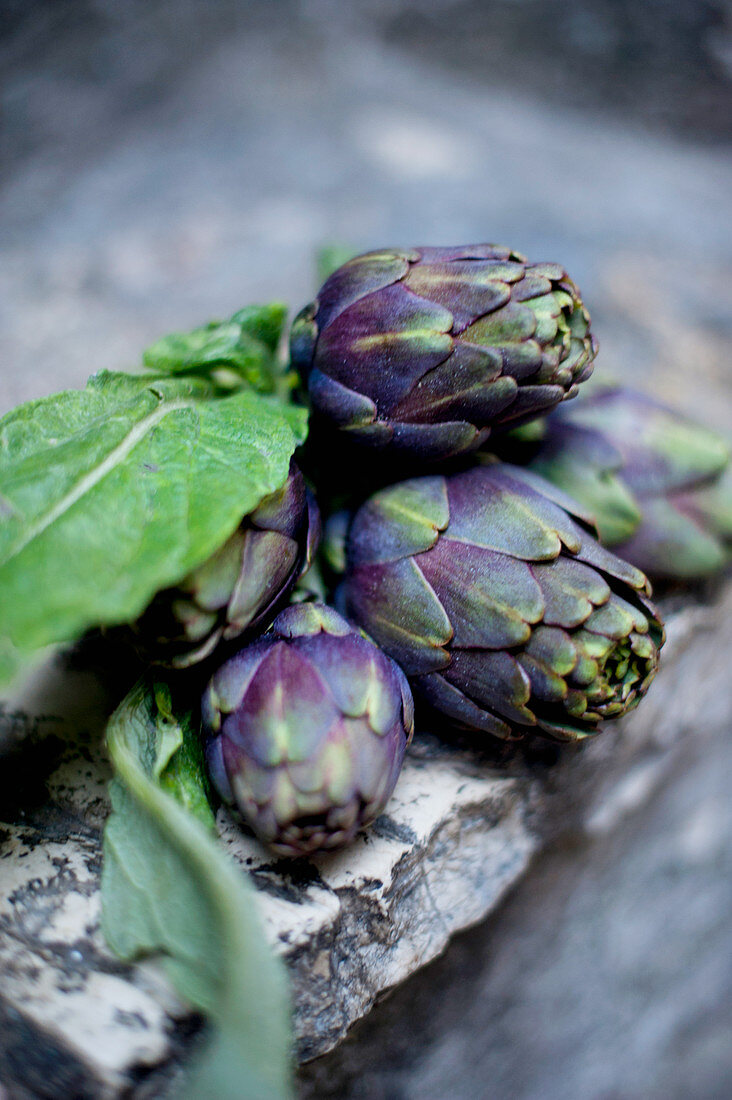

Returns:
291,245,597,461
343,464,664,742
133,463,320,667
203,603,414,856
521,386,732,580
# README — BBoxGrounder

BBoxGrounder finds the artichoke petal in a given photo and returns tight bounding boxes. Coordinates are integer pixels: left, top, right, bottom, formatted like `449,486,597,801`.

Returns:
345,560,452,676
404,259,513,333
224,530,299,637
523,386,732,580
315,250,412,330
390,420,487,458
446,467,563,560
298,632,401,735
348,476,448,564
445,649,535,726
309,368,378,428
616,495,730,580
517,654,569,704
524,625,578,676
228,641,337,767
415,673,514,739
316,282,453,410
532,555,610,629
390,343,514,423
417,539,542,649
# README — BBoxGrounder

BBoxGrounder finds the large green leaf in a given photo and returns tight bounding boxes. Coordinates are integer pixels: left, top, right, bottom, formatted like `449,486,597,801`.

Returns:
102,680,293,1100
0,371,307,664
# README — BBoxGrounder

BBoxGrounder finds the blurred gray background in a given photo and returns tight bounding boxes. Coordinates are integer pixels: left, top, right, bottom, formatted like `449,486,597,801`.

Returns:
2,0,732,426
2,2,731,1097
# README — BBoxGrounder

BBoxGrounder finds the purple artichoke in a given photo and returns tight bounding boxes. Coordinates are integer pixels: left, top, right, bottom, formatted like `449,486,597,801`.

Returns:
133,462,320,667
522,386,732,581
343,464,664,742
203,603,414,857
291,245,597,461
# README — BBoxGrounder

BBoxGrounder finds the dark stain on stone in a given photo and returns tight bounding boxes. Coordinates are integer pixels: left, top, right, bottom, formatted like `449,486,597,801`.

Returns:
370,816,418,845
7,801,103,847
122,1010,204,1099
0,999,100,1100
115,1008,149,1029
250,858,330,902
0,707,63,755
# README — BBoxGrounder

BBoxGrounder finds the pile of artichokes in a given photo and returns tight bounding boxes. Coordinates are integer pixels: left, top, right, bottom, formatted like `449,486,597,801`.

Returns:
136,244,731,857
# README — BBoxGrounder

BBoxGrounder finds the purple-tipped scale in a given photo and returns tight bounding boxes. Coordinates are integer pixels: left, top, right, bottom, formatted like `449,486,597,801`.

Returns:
291,245,597,461
523,386,732,581
343,464,664,743
203,603,414,857
132,462,320,667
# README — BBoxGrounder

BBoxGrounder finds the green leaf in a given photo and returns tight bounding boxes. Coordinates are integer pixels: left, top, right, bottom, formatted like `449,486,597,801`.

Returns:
151,682,185,779
315,245,357,285
153,682,216,828
142,305,289,392
102,679,293,1100
0,636,24,689
231,304,289,353
0,371,308,670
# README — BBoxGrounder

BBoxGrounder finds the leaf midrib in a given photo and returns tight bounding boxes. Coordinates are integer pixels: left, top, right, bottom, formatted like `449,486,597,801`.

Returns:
2,397,196,567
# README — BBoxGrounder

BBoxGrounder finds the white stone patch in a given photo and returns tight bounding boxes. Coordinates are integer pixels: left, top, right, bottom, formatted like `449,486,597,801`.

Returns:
0,937,175,1092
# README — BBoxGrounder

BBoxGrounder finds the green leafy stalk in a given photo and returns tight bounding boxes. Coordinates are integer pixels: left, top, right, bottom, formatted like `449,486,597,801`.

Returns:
102,679,293,1100
142,304,297,399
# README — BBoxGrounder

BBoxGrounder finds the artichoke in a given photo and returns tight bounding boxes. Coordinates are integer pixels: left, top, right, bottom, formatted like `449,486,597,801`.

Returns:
203,603,414,856
291,245,597,461
343,464,664,742
522,386,732,580
133,463,320,667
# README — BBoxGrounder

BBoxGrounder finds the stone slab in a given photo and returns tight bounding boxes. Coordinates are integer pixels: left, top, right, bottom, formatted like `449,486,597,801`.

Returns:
1,583,730,1096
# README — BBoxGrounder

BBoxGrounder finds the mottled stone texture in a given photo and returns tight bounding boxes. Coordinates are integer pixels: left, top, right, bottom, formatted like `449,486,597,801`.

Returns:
1,585,730,1096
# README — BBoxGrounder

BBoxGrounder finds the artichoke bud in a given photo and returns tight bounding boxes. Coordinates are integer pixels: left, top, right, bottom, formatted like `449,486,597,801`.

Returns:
202,604,414,857
526,386,732,580
291,244,597,462
132,463,320,667
343,464,665,743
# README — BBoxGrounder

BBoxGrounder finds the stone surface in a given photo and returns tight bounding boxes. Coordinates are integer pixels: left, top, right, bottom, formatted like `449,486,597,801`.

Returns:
1,584,730,1095
299,661,732,1100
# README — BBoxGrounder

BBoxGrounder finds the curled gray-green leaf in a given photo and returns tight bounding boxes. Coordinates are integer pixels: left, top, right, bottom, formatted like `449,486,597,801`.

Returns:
102,680,293,1100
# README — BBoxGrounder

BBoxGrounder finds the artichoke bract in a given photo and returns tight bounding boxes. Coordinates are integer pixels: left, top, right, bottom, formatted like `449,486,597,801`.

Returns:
291,245,597,461
343,464,664,742
524,386,732,580
203,603,414,857
133,463,320,667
